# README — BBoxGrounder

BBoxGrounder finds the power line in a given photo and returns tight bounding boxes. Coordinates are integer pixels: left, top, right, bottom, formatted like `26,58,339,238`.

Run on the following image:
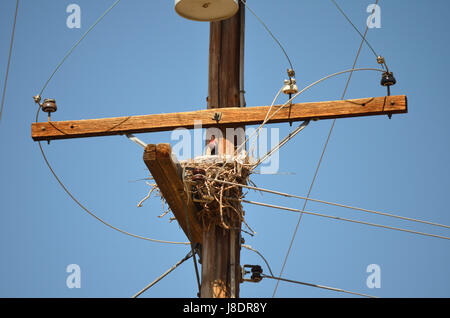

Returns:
241,199,450,241
248,87,310,171
248,86,284,156
239,0,294,71
39,0,122,96
262,274,376,298
235,67,385,157
36,127,189,245
132,250,193,298
243,242,377,298
273,0,380,297
37,141,189,245
213,67,385,196
207,178,450,230
341,5,374,100
330,0,380,60
182,169,202,296
272,120,332,296
34,0,188,246
208,67,385,185
252,120,310,170
243,245,375,298
242,244,274,277
0,0,19,124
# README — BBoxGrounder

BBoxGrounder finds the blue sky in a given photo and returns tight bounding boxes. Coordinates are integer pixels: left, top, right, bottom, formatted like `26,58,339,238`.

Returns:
0,0,449,298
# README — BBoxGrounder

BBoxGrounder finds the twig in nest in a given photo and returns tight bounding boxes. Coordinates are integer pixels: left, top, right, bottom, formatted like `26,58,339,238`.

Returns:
158,209,171,218
137,182,158,207
158,197,173,220
218,184,230,230
181,158,253,231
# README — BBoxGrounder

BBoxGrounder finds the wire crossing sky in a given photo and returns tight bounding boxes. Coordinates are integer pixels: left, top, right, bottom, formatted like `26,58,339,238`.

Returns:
0,0,19,123
0,0,449,298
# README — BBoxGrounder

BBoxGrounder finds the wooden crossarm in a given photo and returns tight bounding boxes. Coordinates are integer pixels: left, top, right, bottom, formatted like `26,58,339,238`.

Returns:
143,144,203,244
31,95,407,141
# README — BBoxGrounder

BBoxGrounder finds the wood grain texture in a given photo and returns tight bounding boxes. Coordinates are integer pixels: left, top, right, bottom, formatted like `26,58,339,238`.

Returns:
200,5,243,299
31,95,407,141
143,144,203,244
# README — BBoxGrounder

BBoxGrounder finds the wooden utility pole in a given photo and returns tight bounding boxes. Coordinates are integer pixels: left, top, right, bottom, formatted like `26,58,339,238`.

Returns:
30,1,408,300
201,3,245,298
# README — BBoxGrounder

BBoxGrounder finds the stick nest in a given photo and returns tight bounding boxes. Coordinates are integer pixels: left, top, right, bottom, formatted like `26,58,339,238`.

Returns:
181,158,253,232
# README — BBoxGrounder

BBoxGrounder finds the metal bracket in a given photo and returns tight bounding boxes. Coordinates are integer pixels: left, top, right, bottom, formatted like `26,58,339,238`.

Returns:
241,264,263,283
33,94,42,105
212,112,222,122
125,134,148,148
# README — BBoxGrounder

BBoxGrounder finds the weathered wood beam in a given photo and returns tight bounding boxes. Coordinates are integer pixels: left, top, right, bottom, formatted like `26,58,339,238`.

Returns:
143,143,203,244
201,6,244,299
32,95,407,141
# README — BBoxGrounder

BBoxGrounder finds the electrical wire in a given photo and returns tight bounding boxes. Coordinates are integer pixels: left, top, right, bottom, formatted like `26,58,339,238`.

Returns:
33,0,189,246
38,142,190,245
132,250,193,298
210,67,387,182
330,0,380,61
273,1,380,297
206,178,450,230
341,10,373,100
0,0,19,124
222,67,384,178
242,244,375,298
182,168,202,296
39,0,122,96
31,0,407,299
242,244,274,277
262,274,376,298
248,86,284,156
235,67,385,159
212,67,385,183
36,108,189,245
241,199,450,241
252,120,310,170
249,92,310,170
239,0,294,71
243,245,375,298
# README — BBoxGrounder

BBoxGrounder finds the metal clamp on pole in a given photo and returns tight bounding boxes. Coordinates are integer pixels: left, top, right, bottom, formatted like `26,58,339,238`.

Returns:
241,264,263,283
33,95,58,122
125,134,148,148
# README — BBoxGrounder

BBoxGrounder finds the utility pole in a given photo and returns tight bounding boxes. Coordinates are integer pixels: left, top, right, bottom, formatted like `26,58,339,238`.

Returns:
31,0,407,300
201,2,245,298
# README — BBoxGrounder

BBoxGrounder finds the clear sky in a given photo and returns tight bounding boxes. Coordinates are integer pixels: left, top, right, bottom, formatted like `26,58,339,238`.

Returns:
0,0,449,298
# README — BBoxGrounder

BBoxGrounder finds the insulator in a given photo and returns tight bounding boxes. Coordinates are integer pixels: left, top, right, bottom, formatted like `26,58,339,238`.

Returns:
251,273,262,282
41,99,57,114
282,78,299,95
380,72,396,87
251,265,263,274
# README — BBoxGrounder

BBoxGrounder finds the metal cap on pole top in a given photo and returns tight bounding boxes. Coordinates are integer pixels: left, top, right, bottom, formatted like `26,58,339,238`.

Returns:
174,0,239,22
